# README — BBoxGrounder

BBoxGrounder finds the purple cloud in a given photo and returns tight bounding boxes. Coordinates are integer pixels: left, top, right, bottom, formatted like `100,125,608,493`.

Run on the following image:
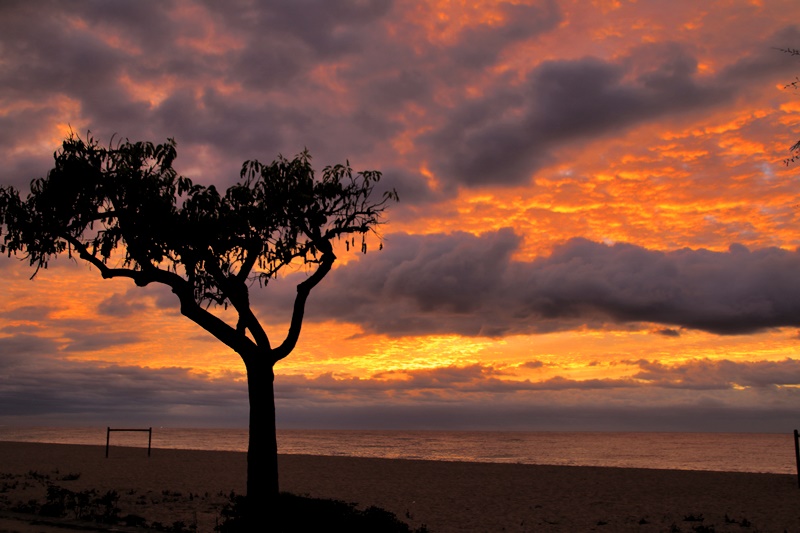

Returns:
266,230,800,336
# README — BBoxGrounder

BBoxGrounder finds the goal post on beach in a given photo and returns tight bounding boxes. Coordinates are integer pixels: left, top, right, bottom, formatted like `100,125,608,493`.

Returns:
794,429,800,489
106,427,152,458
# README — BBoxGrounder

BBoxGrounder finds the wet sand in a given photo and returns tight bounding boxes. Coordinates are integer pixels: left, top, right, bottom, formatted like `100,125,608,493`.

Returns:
0,441,798,532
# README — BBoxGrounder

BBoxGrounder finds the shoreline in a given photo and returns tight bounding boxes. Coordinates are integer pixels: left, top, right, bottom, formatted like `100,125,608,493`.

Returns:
1,441,799,531
1,429,794,475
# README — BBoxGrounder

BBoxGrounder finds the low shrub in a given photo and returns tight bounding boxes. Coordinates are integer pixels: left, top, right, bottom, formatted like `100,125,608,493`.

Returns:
215,492,428,532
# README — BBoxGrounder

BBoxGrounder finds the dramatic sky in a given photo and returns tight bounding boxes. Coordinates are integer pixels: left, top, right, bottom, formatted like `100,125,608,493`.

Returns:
2,0,800,432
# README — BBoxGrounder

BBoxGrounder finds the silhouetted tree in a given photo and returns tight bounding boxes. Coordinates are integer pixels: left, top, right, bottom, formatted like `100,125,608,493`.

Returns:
777,47,800,165
0,133,397,523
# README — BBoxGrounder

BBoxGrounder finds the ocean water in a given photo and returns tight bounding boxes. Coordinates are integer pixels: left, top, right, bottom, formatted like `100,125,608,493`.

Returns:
0,427,796,475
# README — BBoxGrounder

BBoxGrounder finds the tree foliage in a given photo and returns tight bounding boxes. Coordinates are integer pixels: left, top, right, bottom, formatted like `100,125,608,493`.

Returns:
777,47,800,165
0,132,397,363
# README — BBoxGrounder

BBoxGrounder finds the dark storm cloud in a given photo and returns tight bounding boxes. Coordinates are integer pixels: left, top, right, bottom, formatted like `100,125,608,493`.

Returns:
77,0,176,54
633,358,800,389
0,309,146,355
42,320,152,356
276,359,800,400
274,365,622,399
425,42,736,186
227,0,394,90
419,23,800,188
272,230,800,337
103,283,183,316
1,1,795,206
371,167,445,207
275,399,799,432
520,360,545,369
0,334,59,361
154,88,284,155
0,336,248,425
360,68,434,109
448,1,561,66
0,305,56,321
272,359,800,431
0,1,288,187
720,25,800,85
0,0,567,200
0,3,148,118
0,106,65,188
97,291,152,318
1,335,796,430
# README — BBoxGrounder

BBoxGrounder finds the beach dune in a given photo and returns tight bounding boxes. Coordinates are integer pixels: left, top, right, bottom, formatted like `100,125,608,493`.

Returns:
0,441,798,532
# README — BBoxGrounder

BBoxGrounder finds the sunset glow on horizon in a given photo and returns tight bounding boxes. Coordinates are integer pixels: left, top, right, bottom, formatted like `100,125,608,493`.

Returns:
2,0,800,431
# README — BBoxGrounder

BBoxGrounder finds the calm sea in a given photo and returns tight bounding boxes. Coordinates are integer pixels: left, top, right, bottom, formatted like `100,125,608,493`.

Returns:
0,427,796,475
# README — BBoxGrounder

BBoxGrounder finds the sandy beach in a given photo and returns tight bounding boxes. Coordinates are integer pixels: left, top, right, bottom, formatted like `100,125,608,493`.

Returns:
0,441,798,532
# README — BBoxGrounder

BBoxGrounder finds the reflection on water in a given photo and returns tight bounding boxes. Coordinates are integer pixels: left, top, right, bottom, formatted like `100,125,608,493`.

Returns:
0,426,793,474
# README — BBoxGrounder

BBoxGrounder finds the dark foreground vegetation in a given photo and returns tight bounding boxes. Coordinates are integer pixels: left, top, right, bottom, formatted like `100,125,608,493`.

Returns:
217,492,428,532
0,469,428,532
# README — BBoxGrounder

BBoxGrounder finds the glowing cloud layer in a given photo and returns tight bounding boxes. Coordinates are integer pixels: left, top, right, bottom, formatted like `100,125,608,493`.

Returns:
2,0,800,430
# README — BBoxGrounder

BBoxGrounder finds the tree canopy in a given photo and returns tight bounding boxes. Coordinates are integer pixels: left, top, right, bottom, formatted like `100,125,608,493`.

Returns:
0,133,396,363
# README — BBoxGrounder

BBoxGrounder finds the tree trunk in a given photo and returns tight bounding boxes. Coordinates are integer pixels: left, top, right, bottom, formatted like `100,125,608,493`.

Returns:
245,360,279,525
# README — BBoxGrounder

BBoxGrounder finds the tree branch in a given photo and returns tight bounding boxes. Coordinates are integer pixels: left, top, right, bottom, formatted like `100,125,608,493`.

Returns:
268,218,370,362
175,288,258,359
236,239,263,282
271,243,335,363
203,254,271,351
65,236,172,287
65,235,257,358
